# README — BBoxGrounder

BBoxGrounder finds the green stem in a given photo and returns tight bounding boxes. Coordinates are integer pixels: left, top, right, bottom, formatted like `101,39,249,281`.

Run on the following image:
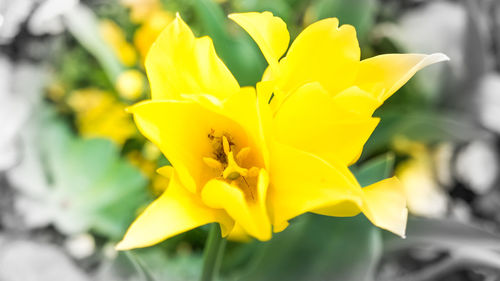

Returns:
200,223,227,281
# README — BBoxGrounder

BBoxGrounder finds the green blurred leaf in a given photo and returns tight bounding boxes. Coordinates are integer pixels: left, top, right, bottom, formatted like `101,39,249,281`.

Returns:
352,153,395,186
191,0,267,86
124,251,157,281
237,0,293,23
23,113,150,239
235,215,380,281
363,110,487,157
131,247,203,281
311,0,378,43
64,4,124,83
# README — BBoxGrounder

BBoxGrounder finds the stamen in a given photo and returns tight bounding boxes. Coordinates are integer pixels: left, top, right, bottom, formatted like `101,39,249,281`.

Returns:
236,147,251,163
222,136,230,155
203,157,223,170
204,131,260,184
248,167,260,177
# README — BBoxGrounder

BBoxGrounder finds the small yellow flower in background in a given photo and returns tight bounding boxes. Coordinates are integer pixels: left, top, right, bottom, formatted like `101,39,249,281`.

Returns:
121,0,161,24
394,138,448,218
127,150,157,178
127,141,162,179
143,140,162,161
134,10,174,61
150,173,170,196
128,150,168,196
99,20,137,67
116,69,146,100
127,141,167,196
116,13,448,250
46,81,66,102
68,88,136,145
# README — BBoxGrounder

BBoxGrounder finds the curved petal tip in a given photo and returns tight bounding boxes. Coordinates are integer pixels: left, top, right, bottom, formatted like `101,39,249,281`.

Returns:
428,52,451,63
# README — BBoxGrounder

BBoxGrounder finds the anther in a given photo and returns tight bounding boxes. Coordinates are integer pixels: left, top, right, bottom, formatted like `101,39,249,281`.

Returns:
236,147,251,163
222,136,230,155
248,167,259,177
203,157,223,170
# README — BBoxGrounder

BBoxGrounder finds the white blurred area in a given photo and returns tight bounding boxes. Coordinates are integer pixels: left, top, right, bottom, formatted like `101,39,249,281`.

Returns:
0,1,99,280
0,0,79,44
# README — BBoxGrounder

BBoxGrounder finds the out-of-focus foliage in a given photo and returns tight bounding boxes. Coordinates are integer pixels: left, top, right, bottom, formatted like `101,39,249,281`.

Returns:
9,112,148,239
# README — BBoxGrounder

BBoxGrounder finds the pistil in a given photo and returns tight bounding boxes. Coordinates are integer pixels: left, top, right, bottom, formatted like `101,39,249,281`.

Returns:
203,135,259,182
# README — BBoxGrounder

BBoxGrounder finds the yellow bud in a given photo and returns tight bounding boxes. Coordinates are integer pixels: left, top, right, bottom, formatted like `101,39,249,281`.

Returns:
99,19,137,66
116,70,145,100
142,141,161,160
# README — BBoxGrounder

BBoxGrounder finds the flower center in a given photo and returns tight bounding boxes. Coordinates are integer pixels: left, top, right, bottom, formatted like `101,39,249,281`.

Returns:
203,131,259,185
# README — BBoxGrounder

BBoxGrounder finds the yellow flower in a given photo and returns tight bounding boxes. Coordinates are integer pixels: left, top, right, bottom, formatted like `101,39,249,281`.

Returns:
116,13,448,250
150,173,170,196
127,149,169,196
99,20,137,67
68,88,137,145
127,150,157,178
115,69,145,100
121,0,162,24
394,138,448,218
127,141,163,189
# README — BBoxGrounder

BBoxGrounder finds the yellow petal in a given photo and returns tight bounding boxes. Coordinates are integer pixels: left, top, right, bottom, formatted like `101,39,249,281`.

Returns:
275,18,360,102
201,169,271,241
312,200,362,217
361,177,408,237
268,141,363,227
224,87,271,168
227,223,252,242
228,12,289,70
269,142,407,236
332,86,382,118
116,171,233,250
157,165,173,178
273,83,379,166
145,14,239,100
312,176,408,237
273,221,289,233
129,100,246,193
355,53,449,102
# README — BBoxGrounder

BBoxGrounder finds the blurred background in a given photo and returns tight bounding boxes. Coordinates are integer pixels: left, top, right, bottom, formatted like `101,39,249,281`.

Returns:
1,0,500,280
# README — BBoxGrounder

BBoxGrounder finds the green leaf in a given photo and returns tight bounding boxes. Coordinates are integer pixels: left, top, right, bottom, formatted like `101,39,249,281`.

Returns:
64,4,124,83
363,110,486,157
28,113,149,239
126,247,203,281
352,152,395,186
237,0,293,23
311,0,378,43
124,251,158,281
191,0,267,86
235,215,381,281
